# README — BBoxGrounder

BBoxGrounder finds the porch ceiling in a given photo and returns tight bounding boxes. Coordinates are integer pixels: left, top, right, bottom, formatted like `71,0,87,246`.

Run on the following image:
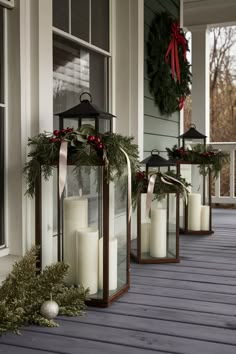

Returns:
183,0,236,27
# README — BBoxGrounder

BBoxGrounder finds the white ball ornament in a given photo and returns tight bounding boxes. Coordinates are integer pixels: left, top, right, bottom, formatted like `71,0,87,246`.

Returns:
40,297,59,320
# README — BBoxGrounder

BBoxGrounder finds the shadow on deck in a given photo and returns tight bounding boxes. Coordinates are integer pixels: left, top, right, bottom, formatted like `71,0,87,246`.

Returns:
0,209,236,354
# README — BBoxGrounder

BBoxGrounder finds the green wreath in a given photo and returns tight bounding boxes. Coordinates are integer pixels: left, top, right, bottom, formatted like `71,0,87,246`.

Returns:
146,12,192,116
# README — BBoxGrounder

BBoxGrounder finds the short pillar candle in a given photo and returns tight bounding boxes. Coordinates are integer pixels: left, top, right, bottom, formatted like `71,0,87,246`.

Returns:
188,193,201,231
76,228,99,294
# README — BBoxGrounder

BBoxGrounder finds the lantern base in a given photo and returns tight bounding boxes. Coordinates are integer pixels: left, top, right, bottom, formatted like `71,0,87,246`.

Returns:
179,229,214,235
130,252,180,264
85,284,130,307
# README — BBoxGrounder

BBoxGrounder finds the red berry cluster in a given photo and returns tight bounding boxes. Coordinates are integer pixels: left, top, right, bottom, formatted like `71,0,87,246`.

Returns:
50,127,74,143
201,151,216,158
136,171,146,181
87,135,103,150
175,147,187,157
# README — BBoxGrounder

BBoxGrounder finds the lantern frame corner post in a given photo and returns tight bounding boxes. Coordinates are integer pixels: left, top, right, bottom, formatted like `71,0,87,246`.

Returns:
35,165,42,270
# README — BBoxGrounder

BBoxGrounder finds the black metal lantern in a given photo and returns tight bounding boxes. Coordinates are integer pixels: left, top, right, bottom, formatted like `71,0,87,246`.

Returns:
55,92,115,134
178,124,206,149
131,150,180,264
177,127,213,235
35,102,131,307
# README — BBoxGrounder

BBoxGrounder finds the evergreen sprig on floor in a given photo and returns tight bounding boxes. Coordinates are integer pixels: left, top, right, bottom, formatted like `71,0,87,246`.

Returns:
0,247,89,335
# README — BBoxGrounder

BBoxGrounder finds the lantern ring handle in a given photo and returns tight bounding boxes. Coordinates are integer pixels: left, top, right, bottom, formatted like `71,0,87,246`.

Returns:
80,92,92,102
190,123,196,129
151,149,160,156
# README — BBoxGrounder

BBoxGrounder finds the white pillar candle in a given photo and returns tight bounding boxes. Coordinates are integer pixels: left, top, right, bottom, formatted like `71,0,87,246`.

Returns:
63,196,88,284
201,205,210,231
141,223,150,253
188,193,201,231
150,208,167,258
99,238,117,291
76,228,98,294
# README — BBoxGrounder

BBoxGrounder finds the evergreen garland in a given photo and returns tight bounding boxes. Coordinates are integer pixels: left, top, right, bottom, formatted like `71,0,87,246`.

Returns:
132,170,190,208
166,144,229,179
24,127,140,197
146,12,192,115
0,247,89,335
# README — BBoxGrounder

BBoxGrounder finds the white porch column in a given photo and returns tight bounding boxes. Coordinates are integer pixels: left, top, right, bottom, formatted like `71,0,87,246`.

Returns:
190,25,210,142
111,0,144,159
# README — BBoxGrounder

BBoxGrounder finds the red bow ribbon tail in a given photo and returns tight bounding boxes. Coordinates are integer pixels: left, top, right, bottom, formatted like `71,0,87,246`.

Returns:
178,97,185,110
174,40,181,83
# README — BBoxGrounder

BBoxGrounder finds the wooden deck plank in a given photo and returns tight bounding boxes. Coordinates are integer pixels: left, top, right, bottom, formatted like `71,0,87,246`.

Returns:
0,332,161,354
1,209,236,353
129,284,236,304
11,326,236,354
0,344,56,354
132,274,236,294
131,269,236,285
54,312,236,345
91,302,236,329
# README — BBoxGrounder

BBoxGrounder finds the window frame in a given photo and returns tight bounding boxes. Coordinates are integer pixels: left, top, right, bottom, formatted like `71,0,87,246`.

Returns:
0,6,7,248
53,0,111,56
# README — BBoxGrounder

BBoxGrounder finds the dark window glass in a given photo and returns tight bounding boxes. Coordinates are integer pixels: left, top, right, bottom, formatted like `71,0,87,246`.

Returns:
91,0,109,51
53,34,107,129
71,0,89,42
0,7,4,103
0,107,4,246
53,0,69,32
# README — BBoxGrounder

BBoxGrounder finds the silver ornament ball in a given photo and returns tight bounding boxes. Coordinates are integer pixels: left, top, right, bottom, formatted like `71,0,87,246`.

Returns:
40,300,59,320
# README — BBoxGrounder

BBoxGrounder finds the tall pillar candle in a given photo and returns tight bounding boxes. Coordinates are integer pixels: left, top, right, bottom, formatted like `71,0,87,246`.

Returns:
188,193,201,231
99,238,117,291
63,196,88,284
141,223,150,253
201,205,210,230
150,208,167,258
76,228,98,294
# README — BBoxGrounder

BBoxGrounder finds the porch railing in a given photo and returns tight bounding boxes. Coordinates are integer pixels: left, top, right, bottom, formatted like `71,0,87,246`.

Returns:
210,142,236,205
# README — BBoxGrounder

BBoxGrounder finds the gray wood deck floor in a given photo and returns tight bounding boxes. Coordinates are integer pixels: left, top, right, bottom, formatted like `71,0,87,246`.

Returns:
1,208,236,354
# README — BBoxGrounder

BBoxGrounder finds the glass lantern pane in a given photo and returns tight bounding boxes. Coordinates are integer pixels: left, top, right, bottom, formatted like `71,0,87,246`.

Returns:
184,139,205,149
140,193,151,259
112,170,128,294
139,195,176,260
62,165,103,300
131,199,138,258
179,163,210,232
40,172,55,268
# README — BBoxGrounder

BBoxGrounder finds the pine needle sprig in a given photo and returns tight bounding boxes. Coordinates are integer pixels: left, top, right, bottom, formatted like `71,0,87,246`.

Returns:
0,247,88,335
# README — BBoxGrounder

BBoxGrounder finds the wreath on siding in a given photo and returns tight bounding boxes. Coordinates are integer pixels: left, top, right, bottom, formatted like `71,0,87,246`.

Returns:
146,12,192,116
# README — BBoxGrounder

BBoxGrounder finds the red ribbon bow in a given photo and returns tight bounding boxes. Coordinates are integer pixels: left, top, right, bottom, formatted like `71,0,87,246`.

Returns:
165,22,187,83
178,96,185,110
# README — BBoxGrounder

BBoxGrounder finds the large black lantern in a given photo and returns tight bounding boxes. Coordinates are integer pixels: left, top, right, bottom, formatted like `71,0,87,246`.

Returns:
131,150,180,264
56,92,115,134
177,126,213,235
35,97,131,307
